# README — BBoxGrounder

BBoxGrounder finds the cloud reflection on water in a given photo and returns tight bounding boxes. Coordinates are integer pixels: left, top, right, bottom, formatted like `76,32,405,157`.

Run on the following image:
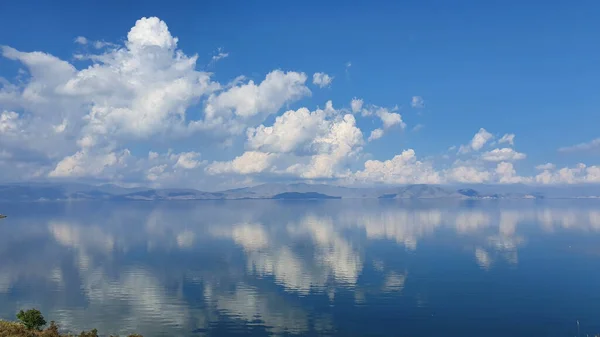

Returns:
1,200,600,335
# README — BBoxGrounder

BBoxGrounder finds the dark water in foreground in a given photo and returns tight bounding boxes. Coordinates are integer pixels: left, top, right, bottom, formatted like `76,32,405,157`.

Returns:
0,200,599,336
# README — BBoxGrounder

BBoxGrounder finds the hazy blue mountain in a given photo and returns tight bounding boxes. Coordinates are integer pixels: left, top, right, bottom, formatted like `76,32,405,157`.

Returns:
113,189,226,201
0,182,599,202
272,192,342,199
0,182,147,201
378,184,461,199
221,183,375,199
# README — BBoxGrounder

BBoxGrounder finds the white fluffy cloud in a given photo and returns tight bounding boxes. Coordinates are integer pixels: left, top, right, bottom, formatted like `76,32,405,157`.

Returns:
2,17,220,175
350,98,363,113
0,17,313,184
352,149,441,184
312,72,333,88
470,128,493,151
368,129,384,142
206,151,278,175
209,102,364,179
459,128,493,153
246,103,335,154
203,70,309,120
495,162,530,184
49,149,131,178
535,163,555,170
355,105,406,141
351,146,531,185
351,148,598,185
291,113,363,179
444,165,491,183
375,107,405,129
173,152,202,169
535,163,600,184
481,148,526,162
1,16,599,188
0,111,19,133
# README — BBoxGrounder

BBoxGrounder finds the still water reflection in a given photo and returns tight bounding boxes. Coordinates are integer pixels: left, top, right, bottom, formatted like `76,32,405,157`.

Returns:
1,200,599,336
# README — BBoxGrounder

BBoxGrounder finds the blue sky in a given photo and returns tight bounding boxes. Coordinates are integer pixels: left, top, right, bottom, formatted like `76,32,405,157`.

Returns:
1,0,600,189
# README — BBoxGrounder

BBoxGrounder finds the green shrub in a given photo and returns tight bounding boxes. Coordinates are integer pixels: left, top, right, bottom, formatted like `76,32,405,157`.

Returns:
16,309,46,331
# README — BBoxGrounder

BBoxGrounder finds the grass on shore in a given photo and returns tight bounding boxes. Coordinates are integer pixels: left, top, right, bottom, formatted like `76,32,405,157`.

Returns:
0,320,142,337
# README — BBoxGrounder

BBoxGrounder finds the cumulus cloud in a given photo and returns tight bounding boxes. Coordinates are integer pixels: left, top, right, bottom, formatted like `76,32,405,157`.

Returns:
4,18,216,147
146,164,167,181
312,72,333,88
375,107,405,129
127,17,178,50
459,128,493,153
356,105,405,140
202,70,309,120
481,148,526,162
2,15,598,188
6,17,225,182
535,163,555,170
290,113,363,179
535,163,600,184
444,165,491,183
0,111,19,133
368,129,384,142
469,128,493,151
495,162,530,184
246,103,335,154
411,96,424,108
49,149,131,178
558,138,600,153
209,102,364,179
173,152,202,169
351,149,441,184
0,17,314,184
350,98,363,113
206,151,278,175
351,145,532,185
137,150,209,185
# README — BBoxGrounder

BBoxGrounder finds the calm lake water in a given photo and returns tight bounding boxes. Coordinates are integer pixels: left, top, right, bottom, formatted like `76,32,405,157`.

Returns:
1,200,599,336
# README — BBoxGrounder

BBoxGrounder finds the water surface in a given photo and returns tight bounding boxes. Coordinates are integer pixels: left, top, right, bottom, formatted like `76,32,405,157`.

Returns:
1,200,599,336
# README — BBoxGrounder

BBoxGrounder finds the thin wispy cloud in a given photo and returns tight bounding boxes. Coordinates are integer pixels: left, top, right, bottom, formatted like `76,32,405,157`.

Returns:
211,47,229,63
411,96,424,108
558,138,600,153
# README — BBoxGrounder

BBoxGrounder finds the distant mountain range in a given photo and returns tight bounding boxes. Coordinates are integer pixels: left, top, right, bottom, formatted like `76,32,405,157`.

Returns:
1,182,600,202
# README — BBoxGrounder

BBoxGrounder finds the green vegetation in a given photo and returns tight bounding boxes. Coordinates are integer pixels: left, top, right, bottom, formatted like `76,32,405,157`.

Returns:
16,309,46,331
1,309,142,337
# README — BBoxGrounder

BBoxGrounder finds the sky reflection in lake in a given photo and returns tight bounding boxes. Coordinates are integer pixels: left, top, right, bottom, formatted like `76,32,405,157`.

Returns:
1,200,599,336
